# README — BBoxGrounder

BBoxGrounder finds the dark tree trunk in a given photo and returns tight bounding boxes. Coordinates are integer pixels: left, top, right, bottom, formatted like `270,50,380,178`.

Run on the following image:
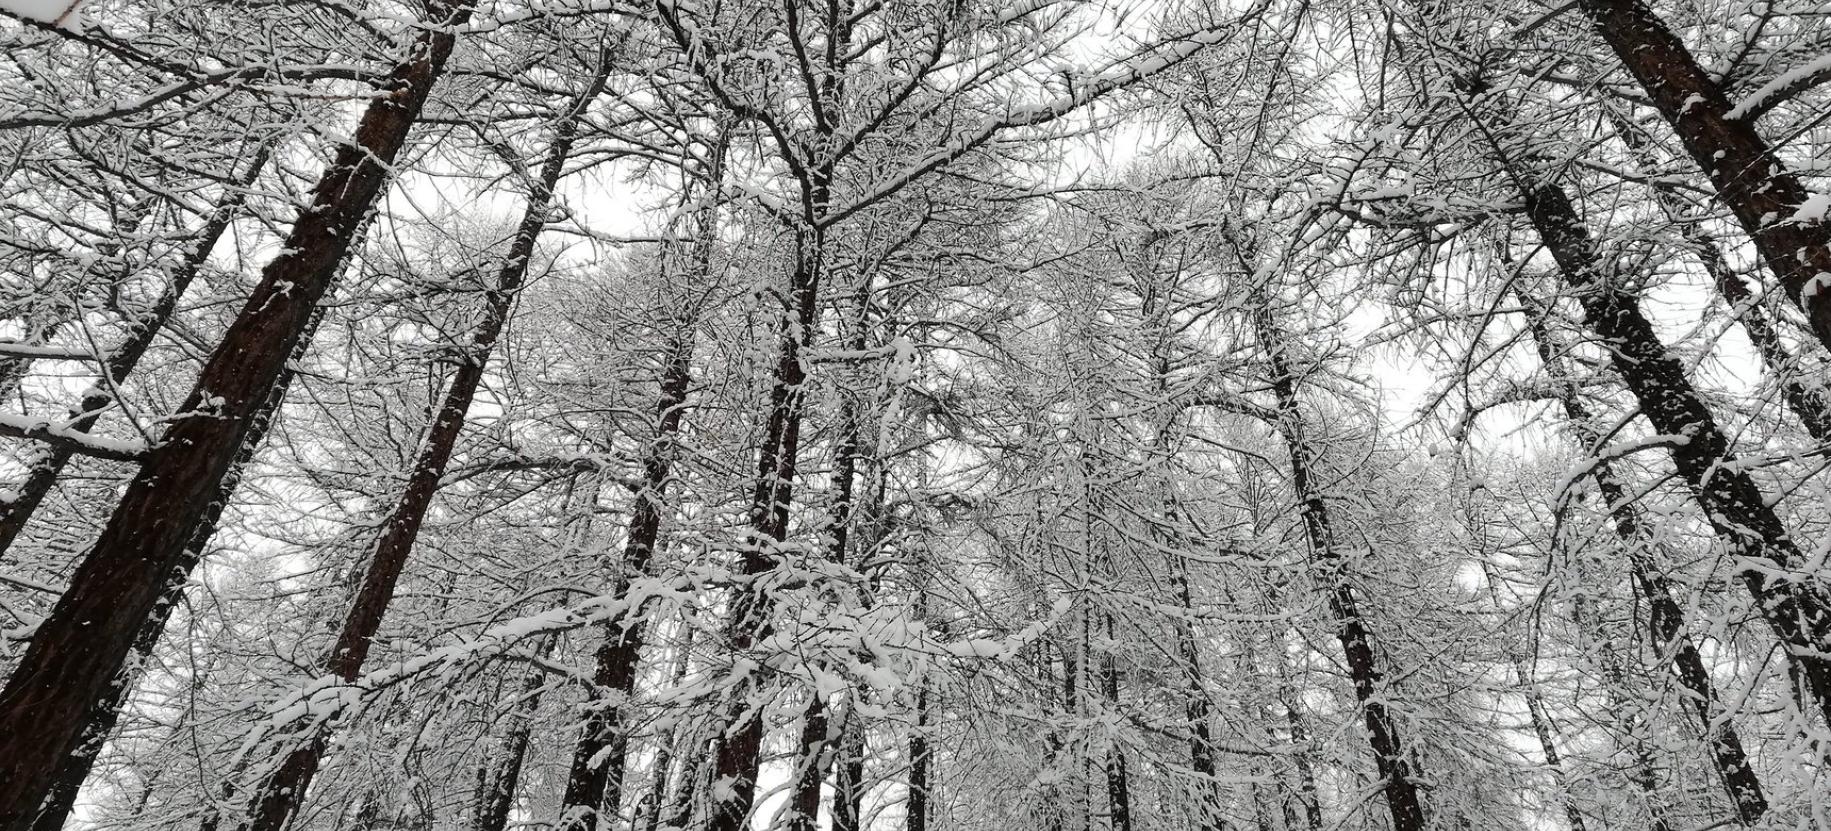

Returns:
557,117,721,831
907,682,930,831
31,308,318,831
1598,105,1831,441
708,216,829,831
0,3,470,825
1100,615,1133,831
1253,306,1426,831
1514,289,1770,823
1518,176,1831,734
1281,697,1323,831
241,38,604,831
1575,0,1831,352
471,645,555,831
0,143,274,559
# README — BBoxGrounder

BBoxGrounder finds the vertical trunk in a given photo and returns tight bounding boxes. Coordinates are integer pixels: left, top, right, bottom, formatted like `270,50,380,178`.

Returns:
241,44,604,831
471,644,555,831
907,682,930,831
1597,104,1831,441
1514,289,1769,822
708,214,830,831
1165,530,1222,831
558,119,722,831
0,143,275,559
0,3,471,824
1100,616,1133,831
1574,0,1831,352
1516,174,1831,734
1280,697,1324,831
1252,305,1426,831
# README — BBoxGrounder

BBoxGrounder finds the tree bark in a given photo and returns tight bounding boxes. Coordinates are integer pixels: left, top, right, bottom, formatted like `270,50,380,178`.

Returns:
1575,0,1831,352
557,118,722,831
30,305,319,831
471,642,555,831
1514,288,1769,823
1517,175,1831,733
240,33,604,831
1597,104,1831,441
0,143,274,559
0,3,470,825
1252,304,1427,831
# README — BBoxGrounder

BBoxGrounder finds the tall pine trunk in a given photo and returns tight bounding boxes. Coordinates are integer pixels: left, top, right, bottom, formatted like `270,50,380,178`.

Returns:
0,3,471,825
1252,303,1426,831
1513,287,1769,822
1514,172,1831,732
239,43,606,831
556,121,724,831
1575,0,1831,351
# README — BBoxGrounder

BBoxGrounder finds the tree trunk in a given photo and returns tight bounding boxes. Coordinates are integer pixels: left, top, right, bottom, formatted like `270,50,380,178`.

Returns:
557,117,722,831
471,642,555,831
240,38,603,831
1597,104,1831,441
1575,0,1831,352
1570,596,1673,831
708,215,830,831
1253,305,1426,831
907,681,930,831
0,3,470,825
1517,174,1831,733
1100,615,1133,831
1513,287,1770,823
0,142,274,559
30,304,320,831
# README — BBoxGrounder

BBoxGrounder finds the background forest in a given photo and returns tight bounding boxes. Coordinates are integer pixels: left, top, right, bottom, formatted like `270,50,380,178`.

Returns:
2,0,1829,829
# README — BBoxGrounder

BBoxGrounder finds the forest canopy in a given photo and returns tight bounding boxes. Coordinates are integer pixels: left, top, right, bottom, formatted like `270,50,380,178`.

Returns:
1,0,1829,829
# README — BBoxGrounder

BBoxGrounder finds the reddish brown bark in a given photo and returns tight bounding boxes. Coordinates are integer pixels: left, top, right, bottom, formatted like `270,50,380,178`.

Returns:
0,3,469,825
240,32,604,831
1576,0,1831,352
0,143,274,558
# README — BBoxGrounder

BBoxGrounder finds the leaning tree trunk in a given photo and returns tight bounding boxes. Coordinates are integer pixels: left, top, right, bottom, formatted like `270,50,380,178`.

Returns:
0,3,470,824
1574,0,1831,352
0,142,275,559
239,41,604,831
1513,287,1770,822
31,299,328,831
1252,304,1427,831
1597,103,1831,441
1514,172,1831,732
